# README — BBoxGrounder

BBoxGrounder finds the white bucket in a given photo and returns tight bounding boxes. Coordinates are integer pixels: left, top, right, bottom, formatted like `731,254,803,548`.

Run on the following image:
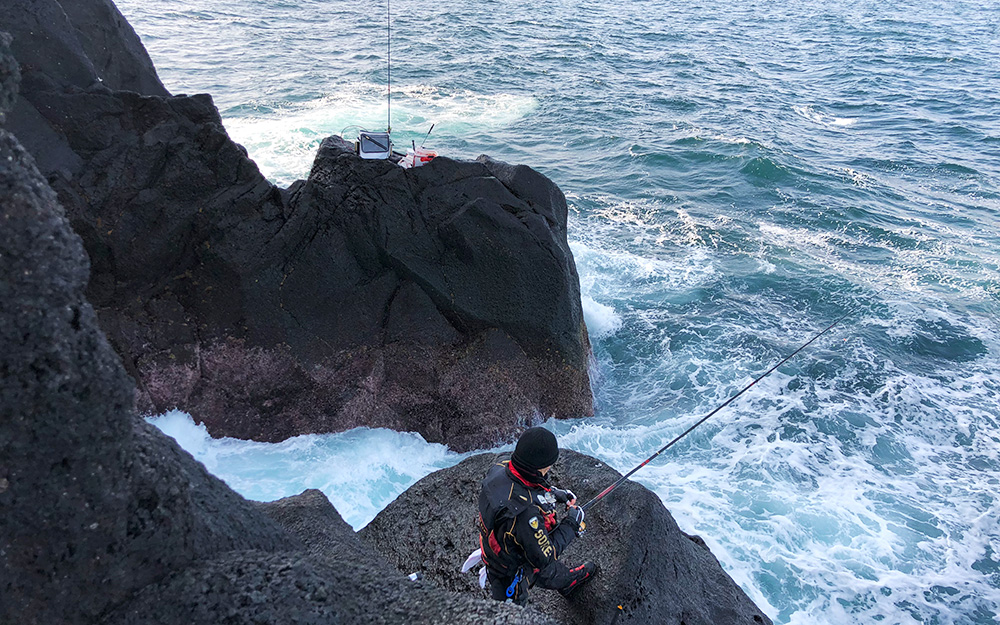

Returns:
399,147,437,169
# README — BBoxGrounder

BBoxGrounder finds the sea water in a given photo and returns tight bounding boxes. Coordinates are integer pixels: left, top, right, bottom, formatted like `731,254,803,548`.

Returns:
119,0,1000,622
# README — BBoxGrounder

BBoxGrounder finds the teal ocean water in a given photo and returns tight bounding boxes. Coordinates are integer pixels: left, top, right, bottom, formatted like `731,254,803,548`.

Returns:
118,0,1000,622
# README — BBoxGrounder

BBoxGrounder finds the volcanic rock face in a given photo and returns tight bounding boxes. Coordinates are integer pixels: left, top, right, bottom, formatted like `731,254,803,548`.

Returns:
360,451,773,625
0,34,555,624
1,7,772,624
104,490,557,625
2,0,593,451
0,36,289,620
2,37,770,621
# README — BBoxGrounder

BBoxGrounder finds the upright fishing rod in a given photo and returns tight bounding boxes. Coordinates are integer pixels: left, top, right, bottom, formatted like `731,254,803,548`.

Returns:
580,299,869,512
386,0,391,133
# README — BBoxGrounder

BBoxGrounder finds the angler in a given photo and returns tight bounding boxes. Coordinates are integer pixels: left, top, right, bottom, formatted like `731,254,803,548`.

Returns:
464,427,598,605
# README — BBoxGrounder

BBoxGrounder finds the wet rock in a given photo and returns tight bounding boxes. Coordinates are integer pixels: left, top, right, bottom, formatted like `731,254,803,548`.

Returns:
360,451,773,625
2,0,593,452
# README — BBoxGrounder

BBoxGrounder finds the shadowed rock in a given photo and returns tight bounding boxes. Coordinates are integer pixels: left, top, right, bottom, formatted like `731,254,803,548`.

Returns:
2,0,593,452
2,0,165,96
0,35,290,620
360,451,773,625
1,42,769,620
0,32,555,624
3,0,166,176
103,491,556,625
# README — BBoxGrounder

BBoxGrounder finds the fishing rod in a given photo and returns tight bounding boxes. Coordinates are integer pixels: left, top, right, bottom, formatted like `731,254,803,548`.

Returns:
386,0,391,133
580,298,870,512
355,0,393,158
421,123,435,147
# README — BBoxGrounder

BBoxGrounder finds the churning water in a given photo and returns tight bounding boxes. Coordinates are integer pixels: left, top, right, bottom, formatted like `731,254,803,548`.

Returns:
120,0,1000,622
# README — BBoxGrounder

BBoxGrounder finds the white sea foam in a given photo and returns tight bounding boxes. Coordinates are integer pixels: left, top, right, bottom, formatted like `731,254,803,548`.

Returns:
758,222,838,250
793,104,858,128
570,233,717,299
581,295,623,339
551,352,1000,623
754,221,931,291
587,196,662,229
551,261,1000,624
582,196,716,249
147,410,466,529
712,134,755,145
840,166,878,188
222,84,537,186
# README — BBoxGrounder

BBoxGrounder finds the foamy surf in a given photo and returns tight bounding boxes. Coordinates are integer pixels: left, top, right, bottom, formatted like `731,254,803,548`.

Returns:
792,105,858,128
581,295,624,339
147,410,466,529
222,84,538,185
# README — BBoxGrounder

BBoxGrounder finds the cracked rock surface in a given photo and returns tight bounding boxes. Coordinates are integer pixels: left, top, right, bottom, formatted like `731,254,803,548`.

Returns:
3,0,593,451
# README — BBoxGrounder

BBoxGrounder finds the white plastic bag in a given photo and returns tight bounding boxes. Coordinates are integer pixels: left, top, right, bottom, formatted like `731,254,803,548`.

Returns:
460,548,488,589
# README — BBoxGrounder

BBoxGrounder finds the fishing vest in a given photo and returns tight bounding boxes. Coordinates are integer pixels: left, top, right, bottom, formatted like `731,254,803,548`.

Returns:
477,460,558,574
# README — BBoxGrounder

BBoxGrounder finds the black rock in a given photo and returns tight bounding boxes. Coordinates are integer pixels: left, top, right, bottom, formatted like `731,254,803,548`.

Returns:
360,451,774,625
0,32,17,121
0,61,289,624
0,33,556,624
0,40,768,617
1,0,165,95
103,491,556,625
3,0,167,175
2,0,594,452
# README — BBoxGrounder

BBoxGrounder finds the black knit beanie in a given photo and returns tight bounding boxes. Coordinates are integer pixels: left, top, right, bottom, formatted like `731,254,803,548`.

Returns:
511,427,559,470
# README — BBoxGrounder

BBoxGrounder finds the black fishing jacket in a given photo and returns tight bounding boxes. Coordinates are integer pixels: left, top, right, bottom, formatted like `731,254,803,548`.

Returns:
476,460,581,591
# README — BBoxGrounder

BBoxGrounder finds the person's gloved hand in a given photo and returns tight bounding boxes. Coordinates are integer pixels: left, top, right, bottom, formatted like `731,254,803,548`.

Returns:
566,505,586,536
552,488,577,506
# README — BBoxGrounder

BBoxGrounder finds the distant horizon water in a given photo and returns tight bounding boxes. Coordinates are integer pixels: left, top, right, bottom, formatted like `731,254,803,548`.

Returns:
120,1,1000,623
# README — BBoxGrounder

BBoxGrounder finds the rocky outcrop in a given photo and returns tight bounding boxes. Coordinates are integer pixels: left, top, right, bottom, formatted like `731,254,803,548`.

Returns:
0,39,288,620
104,490,556,625
2,0,165,96
2,0,593,451
0,34,554,623
1,37,770,622
360,451,773,625
3,0,167,177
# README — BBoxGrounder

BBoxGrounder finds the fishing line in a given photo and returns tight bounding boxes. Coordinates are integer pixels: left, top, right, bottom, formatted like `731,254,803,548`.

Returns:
580,294,875,512
386,0,391,133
